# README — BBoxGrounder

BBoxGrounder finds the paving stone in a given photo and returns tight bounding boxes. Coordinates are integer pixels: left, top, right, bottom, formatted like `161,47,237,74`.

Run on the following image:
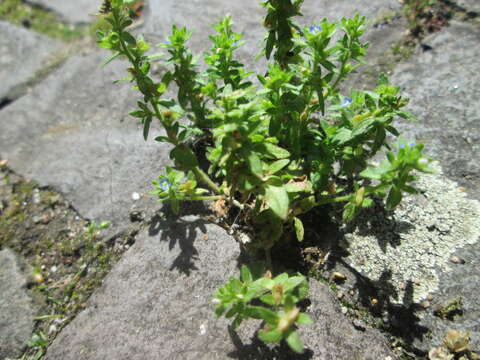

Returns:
142,0,402,75
390,20,480,353
393,21,480,198
0,249,36,359
0,51,171,227
45,216,397,360
0,21,60,102
328,21,480,353
27,0,100,23
455,0,480,13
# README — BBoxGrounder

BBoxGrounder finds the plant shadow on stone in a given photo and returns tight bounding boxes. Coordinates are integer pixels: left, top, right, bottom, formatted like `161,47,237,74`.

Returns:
299,205,431,355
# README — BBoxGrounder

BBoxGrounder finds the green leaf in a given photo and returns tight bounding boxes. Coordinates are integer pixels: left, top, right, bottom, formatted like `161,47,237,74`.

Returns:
386,185,402,210
247,152,263,177
264,183,289,220
258,328,283,343
171,145,198,170
360,166,383,180
240,265,253,283
284,276,306,293
286,331,305,353
266,31,275,59
293,217,304,242
263,143,291,159
143,116,152,140
342,202,357,222
253,278,275,290
296,313,313,325
260,294,276,306
248,306,278,324
268,159,290,175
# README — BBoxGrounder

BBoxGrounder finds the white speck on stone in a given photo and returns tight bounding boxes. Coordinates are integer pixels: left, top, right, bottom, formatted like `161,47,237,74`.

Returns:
49,324,58,334
199,323,207,335
132,192,141,201
339,162,480,304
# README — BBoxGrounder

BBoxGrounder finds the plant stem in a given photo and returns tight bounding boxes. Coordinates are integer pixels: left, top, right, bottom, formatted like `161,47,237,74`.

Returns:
188,195,225,201
192,166,221,193
265,248,273,272
315,194,351,206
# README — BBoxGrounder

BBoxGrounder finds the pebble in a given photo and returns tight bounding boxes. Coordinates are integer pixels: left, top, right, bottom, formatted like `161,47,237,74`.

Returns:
129,210,144,222
450,256,465,264
332,272,347,282
33,272,44,283
131,192,141,201
199,323,207,335
341,306,348,315
352,319,366,331
33,214,51,224
49,324,58,334
0,159,7,168
420,300,431,309
32,189,41,204
51,265,58,273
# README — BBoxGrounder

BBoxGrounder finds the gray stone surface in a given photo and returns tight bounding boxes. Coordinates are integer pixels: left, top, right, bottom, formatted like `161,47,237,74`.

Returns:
0,21,60,102
0,51,171,227
338,164,480,351
392,21,480,198
389,21,480,352
330,22,480,353
27,0,100,23
45,216,397,360
455,0,480,13
0,249,36,359
143,0,402,75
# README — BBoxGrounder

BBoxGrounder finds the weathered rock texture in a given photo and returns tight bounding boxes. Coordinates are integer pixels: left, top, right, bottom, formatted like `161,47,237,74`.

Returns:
27,0,100,23
455,0,480,13
332,21,480,352
0,51,171,227
393,21,480,198
45,216,397,360
0,249,36,359
143,0,402,75
389,21,480,352
0,21,60,102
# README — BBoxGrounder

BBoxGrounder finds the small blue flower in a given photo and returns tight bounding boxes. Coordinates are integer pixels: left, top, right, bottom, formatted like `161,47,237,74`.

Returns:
309,25,321,34
400,143,415,149
341,96,352,107
159,178,171,191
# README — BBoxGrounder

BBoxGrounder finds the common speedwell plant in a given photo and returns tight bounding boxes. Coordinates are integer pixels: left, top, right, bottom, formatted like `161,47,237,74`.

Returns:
97,0,432,353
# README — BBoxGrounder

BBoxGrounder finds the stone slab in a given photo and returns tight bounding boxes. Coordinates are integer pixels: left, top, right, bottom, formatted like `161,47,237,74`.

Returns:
455,0,480,13
27,0,100,23
0,249,36,359
0,51,171,227
142,0,402,75
392,21,480,198
338,164,480,352
389,20,480,352
330,21,480,353
45,216,397,360
0,21,60,102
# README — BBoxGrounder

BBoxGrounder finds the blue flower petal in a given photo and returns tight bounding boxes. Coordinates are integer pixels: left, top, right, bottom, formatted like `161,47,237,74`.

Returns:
340,96,352,107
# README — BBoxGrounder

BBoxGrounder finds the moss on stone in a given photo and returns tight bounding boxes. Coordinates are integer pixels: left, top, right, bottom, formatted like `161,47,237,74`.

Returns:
0,0,85,40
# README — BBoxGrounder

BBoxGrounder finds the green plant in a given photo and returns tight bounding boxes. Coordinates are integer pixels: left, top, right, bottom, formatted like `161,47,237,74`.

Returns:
22,331,48,360
214,264,311,352
97,0,433,352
